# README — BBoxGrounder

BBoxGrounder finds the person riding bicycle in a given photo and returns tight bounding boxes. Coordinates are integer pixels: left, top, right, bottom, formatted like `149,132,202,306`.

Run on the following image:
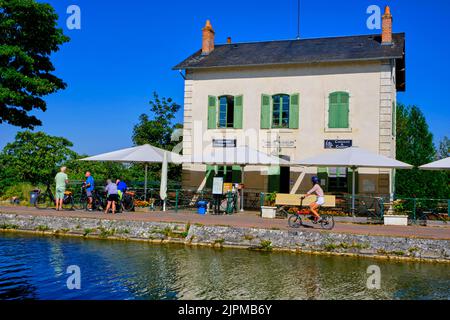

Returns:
84,171,95,211
301,176,325,223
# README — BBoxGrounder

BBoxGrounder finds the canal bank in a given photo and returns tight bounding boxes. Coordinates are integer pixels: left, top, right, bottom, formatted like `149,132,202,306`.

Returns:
1,212,449,263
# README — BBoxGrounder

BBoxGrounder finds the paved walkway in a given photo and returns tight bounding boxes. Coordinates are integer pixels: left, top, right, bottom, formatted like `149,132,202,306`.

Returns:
1,206,449,240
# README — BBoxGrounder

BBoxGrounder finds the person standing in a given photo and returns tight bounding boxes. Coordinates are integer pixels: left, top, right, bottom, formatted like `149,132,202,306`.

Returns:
55,167,69,211
104,179,119,214
84,172,95,211
116,178,127,201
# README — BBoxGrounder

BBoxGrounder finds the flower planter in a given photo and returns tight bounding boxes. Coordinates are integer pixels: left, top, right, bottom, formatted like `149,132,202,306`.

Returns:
261,206,277,219
384,215,408,226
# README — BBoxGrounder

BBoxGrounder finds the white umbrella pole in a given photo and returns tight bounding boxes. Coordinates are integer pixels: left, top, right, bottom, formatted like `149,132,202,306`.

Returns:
352,166,356,216
240,165,245,212
144,164,148,201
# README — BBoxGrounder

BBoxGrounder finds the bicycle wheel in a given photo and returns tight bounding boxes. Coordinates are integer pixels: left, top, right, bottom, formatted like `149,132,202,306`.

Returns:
35,193,52,209
62,196,75,211
122,195,135,212
320,215,335,230
73,194,87,211
288,214,302,228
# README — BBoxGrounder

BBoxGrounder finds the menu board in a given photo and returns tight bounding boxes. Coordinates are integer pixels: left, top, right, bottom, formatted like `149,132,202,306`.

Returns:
212,177,224,195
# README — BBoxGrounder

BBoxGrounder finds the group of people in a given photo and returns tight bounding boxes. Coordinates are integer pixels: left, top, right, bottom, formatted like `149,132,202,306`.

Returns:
54,167,128,214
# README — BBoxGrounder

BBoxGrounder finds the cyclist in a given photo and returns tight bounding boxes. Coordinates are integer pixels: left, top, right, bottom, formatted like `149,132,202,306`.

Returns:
84,171,95,211
301,176,325,223
104,179,119,214
55,167,69,211
116,179,127,201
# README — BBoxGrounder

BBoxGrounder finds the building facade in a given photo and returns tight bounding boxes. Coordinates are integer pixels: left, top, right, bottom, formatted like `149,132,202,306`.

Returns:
174,7,405,196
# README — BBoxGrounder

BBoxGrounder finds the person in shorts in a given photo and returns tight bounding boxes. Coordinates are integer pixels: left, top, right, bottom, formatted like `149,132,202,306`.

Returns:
84,172,95,211
302,176,325,223
55,167,69,211
104,179,119,214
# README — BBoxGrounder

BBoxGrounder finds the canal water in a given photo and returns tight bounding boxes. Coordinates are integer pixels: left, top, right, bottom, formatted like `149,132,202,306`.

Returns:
0,233,448,300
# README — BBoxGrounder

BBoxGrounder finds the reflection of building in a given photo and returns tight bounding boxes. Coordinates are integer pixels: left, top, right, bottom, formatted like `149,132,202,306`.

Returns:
174,7,405,195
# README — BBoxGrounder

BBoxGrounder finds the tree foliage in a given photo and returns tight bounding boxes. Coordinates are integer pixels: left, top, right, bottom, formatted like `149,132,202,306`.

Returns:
0,0,69,129
132,92,183,182
437,136,449,160
1,131,76,185
395,104,449,198
132,92,182,149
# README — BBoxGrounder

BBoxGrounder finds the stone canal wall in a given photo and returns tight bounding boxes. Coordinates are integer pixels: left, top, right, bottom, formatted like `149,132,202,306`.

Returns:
1,213,449,263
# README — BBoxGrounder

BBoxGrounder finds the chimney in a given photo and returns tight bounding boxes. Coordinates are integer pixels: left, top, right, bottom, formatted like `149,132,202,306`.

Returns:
227,37,232,44
381,6,393,45
202,20,215,55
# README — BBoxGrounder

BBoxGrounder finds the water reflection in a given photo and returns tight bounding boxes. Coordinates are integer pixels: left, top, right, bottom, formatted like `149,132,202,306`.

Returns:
0,234,448,300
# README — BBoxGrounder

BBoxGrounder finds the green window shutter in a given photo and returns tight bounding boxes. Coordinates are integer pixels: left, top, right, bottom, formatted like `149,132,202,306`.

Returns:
234,95,243,129
207,96,217,129
232,166,242,183
392,102,396,137
289,93,299,129
261,94,271,129
268,166,281,193
329,92,349,129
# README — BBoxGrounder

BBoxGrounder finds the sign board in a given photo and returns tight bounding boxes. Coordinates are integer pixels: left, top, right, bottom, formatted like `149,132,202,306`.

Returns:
212,139,237,148
324,140,353,149
263,140,296,148
212,177,224,195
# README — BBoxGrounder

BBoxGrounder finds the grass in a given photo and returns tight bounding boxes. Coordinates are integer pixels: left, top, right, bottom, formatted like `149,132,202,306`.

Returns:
243,234,255,241
324,242,371,252
98,227,116,239
35,225,50,232
259,240,273,251
83,228,94,237
0,223,19,230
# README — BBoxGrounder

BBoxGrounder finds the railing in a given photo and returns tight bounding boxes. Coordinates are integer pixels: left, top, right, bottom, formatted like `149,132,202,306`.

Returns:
260,192,385,221
394,197,449,224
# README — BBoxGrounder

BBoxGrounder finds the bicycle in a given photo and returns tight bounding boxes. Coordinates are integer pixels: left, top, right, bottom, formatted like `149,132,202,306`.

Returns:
119,191,135,212
288,197,335,230
35,184,74,210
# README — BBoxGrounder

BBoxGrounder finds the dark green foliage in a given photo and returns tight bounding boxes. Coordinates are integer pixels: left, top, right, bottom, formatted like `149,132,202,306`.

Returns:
0,0,69,128
132,92,183,182
1,131,77,185
395,104,449,199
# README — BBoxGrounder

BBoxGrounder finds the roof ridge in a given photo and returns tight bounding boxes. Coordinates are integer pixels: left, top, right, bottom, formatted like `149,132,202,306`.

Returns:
214,32,405,46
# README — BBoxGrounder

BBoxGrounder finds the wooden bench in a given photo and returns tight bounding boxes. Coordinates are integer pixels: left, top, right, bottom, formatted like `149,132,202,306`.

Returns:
275,194,336,208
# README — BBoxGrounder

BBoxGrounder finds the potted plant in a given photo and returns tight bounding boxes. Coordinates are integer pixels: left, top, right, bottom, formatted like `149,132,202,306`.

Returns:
384,200,409,226
261,192,277,219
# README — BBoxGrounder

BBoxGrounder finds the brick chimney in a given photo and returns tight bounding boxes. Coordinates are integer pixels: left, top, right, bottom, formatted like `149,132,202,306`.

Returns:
382,6,393,45
202,20,215,55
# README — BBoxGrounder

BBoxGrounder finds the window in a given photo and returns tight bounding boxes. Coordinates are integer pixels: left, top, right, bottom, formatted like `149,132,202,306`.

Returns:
328,92,350,129
272,94,290,128
208,95,243,129
261,94,299,129
218,96,235,128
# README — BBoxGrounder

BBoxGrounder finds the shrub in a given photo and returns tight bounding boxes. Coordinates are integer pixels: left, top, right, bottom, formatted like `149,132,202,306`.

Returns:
0,183,39,202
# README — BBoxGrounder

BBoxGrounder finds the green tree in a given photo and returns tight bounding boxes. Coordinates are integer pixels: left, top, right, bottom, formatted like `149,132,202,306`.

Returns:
0,0,69,129
395,104,449,198
132,92,182,149
437,136,449,159
1,131,77,184
132,92,183,183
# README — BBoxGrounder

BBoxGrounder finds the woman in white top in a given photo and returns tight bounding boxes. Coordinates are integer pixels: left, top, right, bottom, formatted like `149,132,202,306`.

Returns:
302,176,325,223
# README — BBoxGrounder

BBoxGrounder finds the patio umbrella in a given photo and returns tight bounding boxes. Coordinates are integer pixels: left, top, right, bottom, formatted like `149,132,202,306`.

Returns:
185,146,292,211
80,144,183,200
160,151,168,211
419,157,450,171
295,147,413,213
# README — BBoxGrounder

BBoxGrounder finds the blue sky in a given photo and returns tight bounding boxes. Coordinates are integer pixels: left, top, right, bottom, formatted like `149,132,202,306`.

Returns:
1,0,449,155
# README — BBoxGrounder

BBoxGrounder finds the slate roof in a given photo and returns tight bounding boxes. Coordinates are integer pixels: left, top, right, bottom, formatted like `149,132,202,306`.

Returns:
173,33,406,91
